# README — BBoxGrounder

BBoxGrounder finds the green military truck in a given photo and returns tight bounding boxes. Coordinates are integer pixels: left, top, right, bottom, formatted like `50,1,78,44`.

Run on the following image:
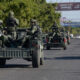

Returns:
0,28,44,68
46,27,67,50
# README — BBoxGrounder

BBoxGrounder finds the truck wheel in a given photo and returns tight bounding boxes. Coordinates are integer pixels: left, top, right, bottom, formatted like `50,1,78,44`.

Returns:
32,49,40,68
40,52,44,65
0,59,6,66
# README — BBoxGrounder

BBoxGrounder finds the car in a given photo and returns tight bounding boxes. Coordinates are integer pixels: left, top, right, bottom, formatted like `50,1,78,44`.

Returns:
0,28,44,68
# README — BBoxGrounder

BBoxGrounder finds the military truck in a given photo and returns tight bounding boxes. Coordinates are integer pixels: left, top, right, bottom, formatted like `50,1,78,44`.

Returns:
0,28,44,68
46,27,67,50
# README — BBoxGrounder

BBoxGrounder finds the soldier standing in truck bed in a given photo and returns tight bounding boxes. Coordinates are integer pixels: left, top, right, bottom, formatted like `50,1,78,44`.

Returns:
5,11,19,40
30,19,42,38
2,11,19,47
19,19,42,48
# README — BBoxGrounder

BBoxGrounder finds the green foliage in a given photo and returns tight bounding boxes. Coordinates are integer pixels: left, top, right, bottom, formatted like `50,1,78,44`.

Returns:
0,0,61,32
71,27,80,34
64,26,80,35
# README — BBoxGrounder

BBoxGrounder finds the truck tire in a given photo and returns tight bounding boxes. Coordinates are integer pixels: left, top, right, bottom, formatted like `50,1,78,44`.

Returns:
32,49,40,68
0,59,6,66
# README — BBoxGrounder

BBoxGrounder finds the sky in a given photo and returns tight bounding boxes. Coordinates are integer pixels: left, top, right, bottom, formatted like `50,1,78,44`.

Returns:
46,0,80,22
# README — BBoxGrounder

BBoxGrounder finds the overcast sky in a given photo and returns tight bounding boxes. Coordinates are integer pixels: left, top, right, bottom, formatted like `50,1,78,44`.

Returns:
46,0,80,22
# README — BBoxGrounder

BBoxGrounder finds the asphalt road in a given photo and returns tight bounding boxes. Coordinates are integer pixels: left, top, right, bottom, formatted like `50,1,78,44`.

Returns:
0,39,80,80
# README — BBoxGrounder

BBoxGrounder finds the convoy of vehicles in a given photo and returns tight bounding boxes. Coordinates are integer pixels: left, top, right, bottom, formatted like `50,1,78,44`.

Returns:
0,26,71,68
0,18,72,68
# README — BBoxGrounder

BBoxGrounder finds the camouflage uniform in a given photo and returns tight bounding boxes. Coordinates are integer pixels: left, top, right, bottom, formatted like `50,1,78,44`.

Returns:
4,11,19,41
49,22,60,37
19,19,42,48
29,19,42,38
52,22,58,32
30,19,38,34
1,11,19,47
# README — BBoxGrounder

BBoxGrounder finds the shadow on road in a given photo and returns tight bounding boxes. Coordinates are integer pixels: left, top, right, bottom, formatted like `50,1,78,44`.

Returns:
0,64,31,68
54,56,80,60
44,48,62,50
44,57,54,60
44,56,80,60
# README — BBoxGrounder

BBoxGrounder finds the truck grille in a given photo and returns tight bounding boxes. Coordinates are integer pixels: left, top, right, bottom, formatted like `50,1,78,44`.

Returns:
0,48,32,58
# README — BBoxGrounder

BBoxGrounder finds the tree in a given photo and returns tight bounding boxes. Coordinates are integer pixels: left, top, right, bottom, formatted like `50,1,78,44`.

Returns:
0,0,61,32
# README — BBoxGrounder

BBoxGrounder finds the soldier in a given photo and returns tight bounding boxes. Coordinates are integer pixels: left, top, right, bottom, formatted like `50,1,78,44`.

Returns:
5,11,19,40
52,21,58,32
17,19,42,48
50,21,61,38
2,11,19,47
18,19,42,48
30,19,38,34
29,19,42,37
31,19,42,40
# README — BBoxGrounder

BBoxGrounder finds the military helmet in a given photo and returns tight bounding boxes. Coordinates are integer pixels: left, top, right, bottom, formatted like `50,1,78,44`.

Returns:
30,19,37,26
8,11,14,17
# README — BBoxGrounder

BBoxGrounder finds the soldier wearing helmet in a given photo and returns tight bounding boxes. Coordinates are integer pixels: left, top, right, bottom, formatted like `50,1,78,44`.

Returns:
52,21,58,30
2,11,19,47
29,19,42,40
6,11,19,31
16,19,42,48
5,11,19,40
30,19,38,34
29,19,42,35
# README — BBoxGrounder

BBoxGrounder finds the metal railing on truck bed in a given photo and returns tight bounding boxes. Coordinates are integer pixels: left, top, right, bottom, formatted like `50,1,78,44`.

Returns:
0,48,32,58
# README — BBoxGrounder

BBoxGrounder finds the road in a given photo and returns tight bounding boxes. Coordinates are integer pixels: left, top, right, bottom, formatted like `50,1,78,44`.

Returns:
0,39,80,80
